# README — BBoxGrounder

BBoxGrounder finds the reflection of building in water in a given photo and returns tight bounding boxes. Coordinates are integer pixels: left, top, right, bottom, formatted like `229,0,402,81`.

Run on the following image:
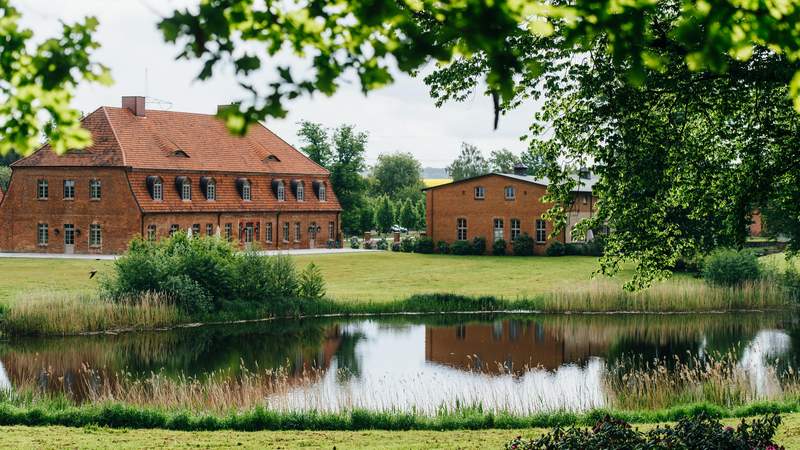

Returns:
425,320,612,374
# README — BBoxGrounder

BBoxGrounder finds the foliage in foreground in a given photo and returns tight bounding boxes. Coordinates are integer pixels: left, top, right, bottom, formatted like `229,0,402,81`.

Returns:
101,234,325,314
703,249,762,287
505,413,783,450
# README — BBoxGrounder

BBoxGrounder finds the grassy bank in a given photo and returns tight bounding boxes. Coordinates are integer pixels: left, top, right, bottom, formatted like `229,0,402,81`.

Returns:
3,413,800,449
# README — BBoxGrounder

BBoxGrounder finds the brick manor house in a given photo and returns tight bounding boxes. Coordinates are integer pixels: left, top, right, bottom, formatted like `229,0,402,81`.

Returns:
0,96,342,254
424,165,597,255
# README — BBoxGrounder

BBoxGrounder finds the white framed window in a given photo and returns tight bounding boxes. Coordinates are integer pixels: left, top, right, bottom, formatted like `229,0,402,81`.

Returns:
277,182,285,201
64,224,75,245
225,223,233,241
319,184,326,201
147,224,157,241
63,180,75,200
90,179,101,200
457,218,467,240
535,219,547,243
89,224,102,247
504,186,515,200
265,222,273,242
297,183,304,201
206,224,214,237
192,224,200,236
37,179,48,199
153,180,163,201
242,181,251,201
294,222,301,241
169,224,179,236
493,218,504,241
282,222,290,242
207,180,216,201
181,181,192,201
511,219,521,240
328,221,334,240
37,223,48,245
474,186,485,199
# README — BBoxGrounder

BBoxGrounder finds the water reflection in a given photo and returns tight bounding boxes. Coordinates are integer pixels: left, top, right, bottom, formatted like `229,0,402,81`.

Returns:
0,312,797,413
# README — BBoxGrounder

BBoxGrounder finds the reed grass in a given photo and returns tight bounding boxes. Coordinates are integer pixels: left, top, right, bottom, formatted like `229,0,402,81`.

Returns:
0,291,185,336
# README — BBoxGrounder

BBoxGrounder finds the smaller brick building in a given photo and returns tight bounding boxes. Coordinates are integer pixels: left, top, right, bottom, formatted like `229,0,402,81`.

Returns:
424,166,597,255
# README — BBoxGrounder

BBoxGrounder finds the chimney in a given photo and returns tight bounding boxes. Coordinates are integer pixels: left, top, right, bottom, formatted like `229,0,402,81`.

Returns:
513,163,528,176
122,96,146,117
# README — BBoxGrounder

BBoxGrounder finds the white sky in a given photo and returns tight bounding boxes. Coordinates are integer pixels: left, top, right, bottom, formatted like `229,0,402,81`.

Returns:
17,0,542,168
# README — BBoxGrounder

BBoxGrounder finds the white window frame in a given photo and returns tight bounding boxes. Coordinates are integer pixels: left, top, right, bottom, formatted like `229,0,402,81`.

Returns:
474,186,485,199
89,224,102,247
242,182,251,201
206,224,214,236
90,179,101,200
504,186,515,200
493,218,504,241
147,225,157,241
265,222,273,242
63,224,75,245
63,180,75,200
457,218,468,241
277,182,285,201
225,223,233,241
328,221,334,240
511,218,521,240
319,184,326,201
181,182,192,201
294,222,301,241
297,183,304,201
169,224,179,236
37,223,48,246
37,179,48,200
153,180,163,201
207,181,216,201
535,219,547,243
282,222,290,242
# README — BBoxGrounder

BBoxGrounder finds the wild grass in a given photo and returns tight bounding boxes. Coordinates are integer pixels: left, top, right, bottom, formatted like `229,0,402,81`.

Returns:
0,291,184,336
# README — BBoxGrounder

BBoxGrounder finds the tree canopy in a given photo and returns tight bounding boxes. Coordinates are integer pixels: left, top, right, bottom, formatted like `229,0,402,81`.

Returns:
370,152,424,201
446,143,490,181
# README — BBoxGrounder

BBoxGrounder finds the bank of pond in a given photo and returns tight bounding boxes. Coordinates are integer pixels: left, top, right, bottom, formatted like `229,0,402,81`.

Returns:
1,312,800,430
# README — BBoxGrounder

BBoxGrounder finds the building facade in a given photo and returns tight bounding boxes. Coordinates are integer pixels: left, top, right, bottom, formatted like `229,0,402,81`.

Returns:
424,167,597,255
0,97,342,254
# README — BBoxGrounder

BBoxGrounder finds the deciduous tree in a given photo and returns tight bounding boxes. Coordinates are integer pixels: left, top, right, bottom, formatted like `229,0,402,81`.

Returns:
446,143,490,181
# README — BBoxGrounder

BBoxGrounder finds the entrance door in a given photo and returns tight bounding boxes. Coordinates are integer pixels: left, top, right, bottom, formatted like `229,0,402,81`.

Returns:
244,223,254,249
309,222,317,249
64,224,75,254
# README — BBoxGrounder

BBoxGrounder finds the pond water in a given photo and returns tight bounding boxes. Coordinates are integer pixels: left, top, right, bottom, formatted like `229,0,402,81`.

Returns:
1,312,798,413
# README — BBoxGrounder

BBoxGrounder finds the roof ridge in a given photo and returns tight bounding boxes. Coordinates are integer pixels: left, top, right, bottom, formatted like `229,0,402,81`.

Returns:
101,106,127,167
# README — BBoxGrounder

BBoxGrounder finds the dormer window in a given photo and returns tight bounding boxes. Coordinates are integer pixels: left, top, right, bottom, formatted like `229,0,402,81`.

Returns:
296,182,304,201
265,155,280,162
272,180,286,201
319,184,326,201
236,178,252,201
313,180,327,201
243,183,251,200
147,176,164,201
170,150,189,158
176,176,192,201
200,177,216,201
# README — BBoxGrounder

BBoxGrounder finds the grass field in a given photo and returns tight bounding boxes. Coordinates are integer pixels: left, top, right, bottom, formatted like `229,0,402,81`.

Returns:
0,253,626,303
2,413,799,449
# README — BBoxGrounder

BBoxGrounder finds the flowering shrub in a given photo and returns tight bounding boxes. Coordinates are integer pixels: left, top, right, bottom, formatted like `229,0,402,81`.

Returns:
349,237,360,249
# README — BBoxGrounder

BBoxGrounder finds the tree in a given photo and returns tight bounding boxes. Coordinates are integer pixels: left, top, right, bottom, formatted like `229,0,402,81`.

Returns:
375,196,395,233
0,166,10,191
371,152,424,201
398,199,417,230
446,143,490,181
296,121,333,167
358,203,375,234
488,148,520,174
415,200,427,231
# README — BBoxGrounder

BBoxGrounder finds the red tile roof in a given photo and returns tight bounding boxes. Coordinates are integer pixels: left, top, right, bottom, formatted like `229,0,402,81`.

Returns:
14,106,329,176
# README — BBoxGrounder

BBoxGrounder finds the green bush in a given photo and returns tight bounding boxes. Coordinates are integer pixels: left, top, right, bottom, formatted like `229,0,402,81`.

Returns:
349,237,360,249
546,240,565,256
436,240,449,254
703,248,761,286
505,413,783,450
400,237,415,253
493,239,507,256
450,240,472,255
298,263,326,299
415,236,434,254
375,238,389,250
512,234,534,256
102,234,310,315
471,236,487,255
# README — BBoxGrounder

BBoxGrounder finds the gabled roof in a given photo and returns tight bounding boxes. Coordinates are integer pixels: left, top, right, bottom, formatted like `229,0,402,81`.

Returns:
422,172,598,193
13,106,329,176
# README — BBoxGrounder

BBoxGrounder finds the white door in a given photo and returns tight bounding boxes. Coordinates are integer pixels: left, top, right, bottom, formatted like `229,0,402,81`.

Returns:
244,223,254,249
309,222,317,248
64,224,75,254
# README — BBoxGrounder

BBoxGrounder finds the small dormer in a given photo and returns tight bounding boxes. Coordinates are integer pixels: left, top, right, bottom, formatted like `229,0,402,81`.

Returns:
169,149,190,158
264,155,280,162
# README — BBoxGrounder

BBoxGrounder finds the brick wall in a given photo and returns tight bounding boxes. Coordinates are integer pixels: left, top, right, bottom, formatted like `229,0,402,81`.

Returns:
425,175,565,255
0,167,142,253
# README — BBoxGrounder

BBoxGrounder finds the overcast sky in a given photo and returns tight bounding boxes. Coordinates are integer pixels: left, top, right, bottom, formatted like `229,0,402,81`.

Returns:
18,0,541,168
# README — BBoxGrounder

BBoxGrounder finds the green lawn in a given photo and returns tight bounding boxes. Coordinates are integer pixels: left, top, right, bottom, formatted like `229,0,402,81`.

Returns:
0,253,626,303
1,413,799,449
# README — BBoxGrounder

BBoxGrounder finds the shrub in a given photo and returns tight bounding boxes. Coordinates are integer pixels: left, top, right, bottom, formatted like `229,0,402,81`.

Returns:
471,236,486,255
450,240,472,255
703,248,761,286
504,413,783,450
159,274,213,314
512,234,534,256
436,240,449,254
492,239,507,256
415,237,434,254
400,237,415,253
375,238,389,250
546,240,565,256
298,263,326,299
362,239,374,250
349,237,360,249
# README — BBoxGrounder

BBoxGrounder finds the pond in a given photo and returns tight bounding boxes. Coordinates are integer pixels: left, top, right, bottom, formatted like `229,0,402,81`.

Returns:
1,312,799,414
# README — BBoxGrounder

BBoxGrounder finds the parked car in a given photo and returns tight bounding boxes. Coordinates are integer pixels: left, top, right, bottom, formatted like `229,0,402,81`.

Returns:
390,225,408,233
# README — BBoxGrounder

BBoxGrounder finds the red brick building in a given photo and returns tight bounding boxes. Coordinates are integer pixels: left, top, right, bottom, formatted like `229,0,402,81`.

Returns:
0,96,342,254
424,166,596,255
